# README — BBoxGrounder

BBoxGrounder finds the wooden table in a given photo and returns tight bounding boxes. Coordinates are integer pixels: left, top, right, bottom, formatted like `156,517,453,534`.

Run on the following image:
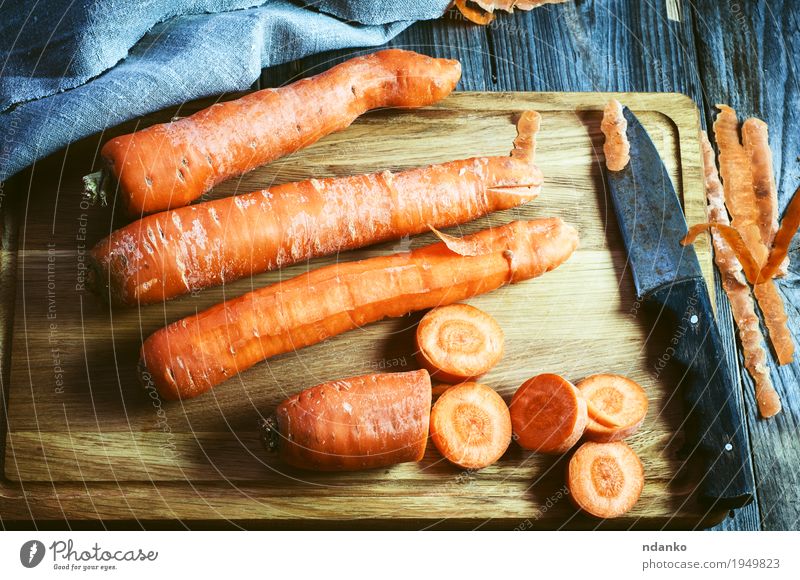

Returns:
1,0,798,530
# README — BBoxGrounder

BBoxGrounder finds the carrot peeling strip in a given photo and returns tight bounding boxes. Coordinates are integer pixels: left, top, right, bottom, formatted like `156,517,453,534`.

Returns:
713,105,769,266
760,185,800,281
742,118,786,275
600,99,630,172
699,131,781,417
681,223,761,284
753,281,794,366
714,105,794,368
454,0,496,24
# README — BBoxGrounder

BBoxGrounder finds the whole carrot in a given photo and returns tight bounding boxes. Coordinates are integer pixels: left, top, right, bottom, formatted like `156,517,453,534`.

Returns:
260,370,431,471
86,49,462,216
90,112,543,306
141,218,579,401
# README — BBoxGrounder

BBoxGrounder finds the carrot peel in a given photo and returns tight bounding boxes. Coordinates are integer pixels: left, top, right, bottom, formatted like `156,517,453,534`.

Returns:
760,185,800,281
509,373,587,454
681,223,761,284
568,441,644,519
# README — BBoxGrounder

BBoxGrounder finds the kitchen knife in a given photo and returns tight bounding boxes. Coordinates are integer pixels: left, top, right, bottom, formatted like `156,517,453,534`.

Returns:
604,107,754,509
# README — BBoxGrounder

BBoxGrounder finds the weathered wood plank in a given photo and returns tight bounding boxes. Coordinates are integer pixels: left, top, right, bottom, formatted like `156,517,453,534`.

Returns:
691,0,800,532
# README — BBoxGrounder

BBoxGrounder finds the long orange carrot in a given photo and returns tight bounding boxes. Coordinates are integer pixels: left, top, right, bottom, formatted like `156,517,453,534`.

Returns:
698,132,781,417
90,112,543,306
86,50,462,216
140,219,579,400
261,370,431,471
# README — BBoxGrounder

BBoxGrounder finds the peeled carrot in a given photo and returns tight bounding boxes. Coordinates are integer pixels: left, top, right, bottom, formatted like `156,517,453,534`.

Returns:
140,218,579,400
509,373,587,454
567,441,644,519
90,112,543,306
576,374,648,442
415,304,504,383
87,49,462,216
429,382,512,469
260,370,431,471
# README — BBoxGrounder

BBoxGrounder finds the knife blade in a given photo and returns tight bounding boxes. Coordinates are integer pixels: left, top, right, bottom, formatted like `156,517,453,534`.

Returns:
604,107,754,509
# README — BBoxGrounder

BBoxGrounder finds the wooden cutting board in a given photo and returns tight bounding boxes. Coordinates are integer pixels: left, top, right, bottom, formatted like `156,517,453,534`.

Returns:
0,92,731,528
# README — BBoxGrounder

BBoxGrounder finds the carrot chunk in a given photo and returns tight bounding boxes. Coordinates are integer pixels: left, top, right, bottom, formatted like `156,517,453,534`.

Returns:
415,304,504,384
509,373,587,454
430,382,512,469
567,441,644,519
576,374,649,442
262,370,432,471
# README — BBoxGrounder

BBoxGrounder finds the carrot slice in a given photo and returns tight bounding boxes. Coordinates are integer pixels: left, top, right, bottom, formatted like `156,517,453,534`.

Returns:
567,441,644,519
430,382,512,469
509,373,588,454
415,304,505,384
713,104,768,266
753,281,794,365
576,374,649,442
760,184,800,281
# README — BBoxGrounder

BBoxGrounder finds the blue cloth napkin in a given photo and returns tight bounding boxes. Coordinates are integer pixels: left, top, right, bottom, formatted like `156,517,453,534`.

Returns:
0,0,451,183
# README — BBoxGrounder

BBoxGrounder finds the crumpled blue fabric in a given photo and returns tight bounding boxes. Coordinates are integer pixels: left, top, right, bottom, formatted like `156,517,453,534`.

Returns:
0,0,450,182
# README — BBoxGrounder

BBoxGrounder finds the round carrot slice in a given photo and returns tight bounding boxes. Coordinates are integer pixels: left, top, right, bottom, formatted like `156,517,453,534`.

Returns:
577,374,649,442
415,304,504,384
430,382,512,469
568,441,644,518
509,373,587,454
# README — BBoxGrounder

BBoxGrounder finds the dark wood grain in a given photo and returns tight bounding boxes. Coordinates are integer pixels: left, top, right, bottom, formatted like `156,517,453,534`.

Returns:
691,0,800,532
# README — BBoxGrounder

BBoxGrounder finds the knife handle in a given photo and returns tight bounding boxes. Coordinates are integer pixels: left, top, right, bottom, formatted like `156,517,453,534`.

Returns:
645,277,754,509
